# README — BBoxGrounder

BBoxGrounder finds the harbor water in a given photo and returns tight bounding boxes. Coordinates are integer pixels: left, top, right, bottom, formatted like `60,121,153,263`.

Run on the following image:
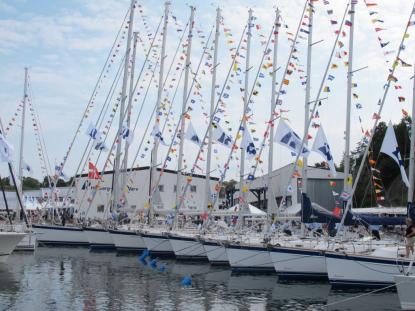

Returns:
0,248,402,311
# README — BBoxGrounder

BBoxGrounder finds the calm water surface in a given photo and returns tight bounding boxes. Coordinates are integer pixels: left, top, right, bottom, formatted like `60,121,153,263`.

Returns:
0,248,401,310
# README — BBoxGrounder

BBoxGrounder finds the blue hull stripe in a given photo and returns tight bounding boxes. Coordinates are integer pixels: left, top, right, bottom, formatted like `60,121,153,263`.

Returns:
169,235,198,242
270,247,324,256
83,228,109,233
226,245,268,252
329,278,395,289
141,233,169,239
278,271,327,280
175,255,209,262
201,241,221,247
116,247,146,252
108,230,138,236
89,244,116,250
231,266,276,273
33,225,83,232
37,240,89,247
325,252,411,266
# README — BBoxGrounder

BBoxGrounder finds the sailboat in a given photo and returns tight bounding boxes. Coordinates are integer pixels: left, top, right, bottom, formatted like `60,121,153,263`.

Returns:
324,2,415,288
221,7,277,273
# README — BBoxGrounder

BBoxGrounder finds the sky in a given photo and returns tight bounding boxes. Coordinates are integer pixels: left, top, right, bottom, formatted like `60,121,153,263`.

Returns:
0,0,414,187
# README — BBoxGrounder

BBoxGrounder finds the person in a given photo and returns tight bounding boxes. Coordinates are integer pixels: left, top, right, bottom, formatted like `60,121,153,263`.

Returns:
405,218,415,258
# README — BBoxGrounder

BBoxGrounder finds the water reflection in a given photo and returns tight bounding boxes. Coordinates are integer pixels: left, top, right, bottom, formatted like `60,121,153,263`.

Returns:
0,248,402,311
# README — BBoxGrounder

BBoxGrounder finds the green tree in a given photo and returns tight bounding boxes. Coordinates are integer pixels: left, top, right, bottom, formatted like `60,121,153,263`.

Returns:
351,117,411,207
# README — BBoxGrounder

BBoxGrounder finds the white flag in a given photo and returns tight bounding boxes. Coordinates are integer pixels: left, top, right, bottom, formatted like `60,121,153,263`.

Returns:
150,123,168,146
380,121,409,187
241,127,256,160
212,124,233,148
0,133,13,163
185,121,202,146
312,125,337,177
85,122,100,140
121,123,134,144
274,120,310,157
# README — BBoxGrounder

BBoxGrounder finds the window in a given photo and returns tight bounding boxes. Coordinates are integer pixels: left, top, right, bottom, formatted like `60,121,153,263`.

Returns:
158,185,164,192
97,205,105,213
130,205,136,210
190,185,197,193
173,185,177,192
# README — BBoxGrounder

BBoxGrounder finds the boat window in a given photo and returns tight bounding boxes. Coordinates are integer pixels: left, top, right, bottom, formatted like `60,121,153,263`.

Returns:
158,185,164,192
97,205,104,213
190,185,197,192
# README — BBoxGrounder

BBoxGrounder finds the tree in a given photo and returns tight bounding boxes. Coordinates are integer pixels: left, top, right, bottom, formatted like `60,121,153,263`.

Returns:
22,177,41,190
351,117,411,207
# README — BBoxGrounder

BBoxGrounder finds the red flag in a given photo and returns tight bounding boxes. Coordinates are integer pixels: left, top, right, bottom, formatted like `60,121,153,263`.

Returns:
88,162,101,179
332,207,342,217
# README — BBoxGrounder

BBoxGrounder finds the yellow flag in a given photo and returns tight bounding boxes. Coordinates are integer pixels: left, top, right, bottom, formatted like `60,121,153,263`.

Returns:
347,175,353,185
143,202,150,209
242,185,248,193
297,159,303,168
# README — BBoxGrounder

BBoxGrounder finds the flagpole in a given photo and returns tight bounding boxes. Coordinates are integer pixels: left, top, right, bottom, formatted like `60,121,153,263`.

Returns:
343,0,355,198
408,63,415,210
174,6,195,230
267,8,280,232
120,31,139,204
149,1,170,223
112,0,135,216
302,2,313,197
18,67,28,199
237,8,253,229
204,7,221,214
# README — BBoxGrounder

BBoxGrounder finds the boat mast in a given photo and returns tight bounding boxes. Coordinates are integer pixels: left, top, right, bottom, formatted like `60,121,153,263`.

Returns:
267,8,280,231
343,0,355,198
18,67,28,197
174,6,195,228
149,1,170,222
204,7,221,213
238,8,253,224
112,0,135,214
302,2,313,196
120,31,139,201
408,63,415,212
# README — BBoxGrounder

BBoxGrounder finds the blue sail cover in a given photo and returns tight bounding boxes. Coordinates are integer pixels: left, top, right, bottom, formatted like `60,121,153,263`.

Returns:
300,193,406,226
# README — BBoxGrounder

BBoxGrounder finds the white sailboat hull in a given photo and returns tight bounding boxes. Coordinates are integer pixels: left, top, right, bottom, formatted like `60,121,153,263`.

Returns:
202,240,229,265
15,231,37,251
0,232,26,261
269,246,327,280
325,251,411,288
169,234,207,261
33,224,88,247
109,229,146,252
225,243,274,272
141,232,174,257
395,275,415,310
83,227,115,250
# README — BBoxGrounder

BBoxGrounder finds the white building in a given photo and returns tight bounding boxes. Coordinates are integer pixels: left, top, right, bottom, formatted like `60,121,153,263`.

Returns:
246,163,346,211
74,166,223,219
